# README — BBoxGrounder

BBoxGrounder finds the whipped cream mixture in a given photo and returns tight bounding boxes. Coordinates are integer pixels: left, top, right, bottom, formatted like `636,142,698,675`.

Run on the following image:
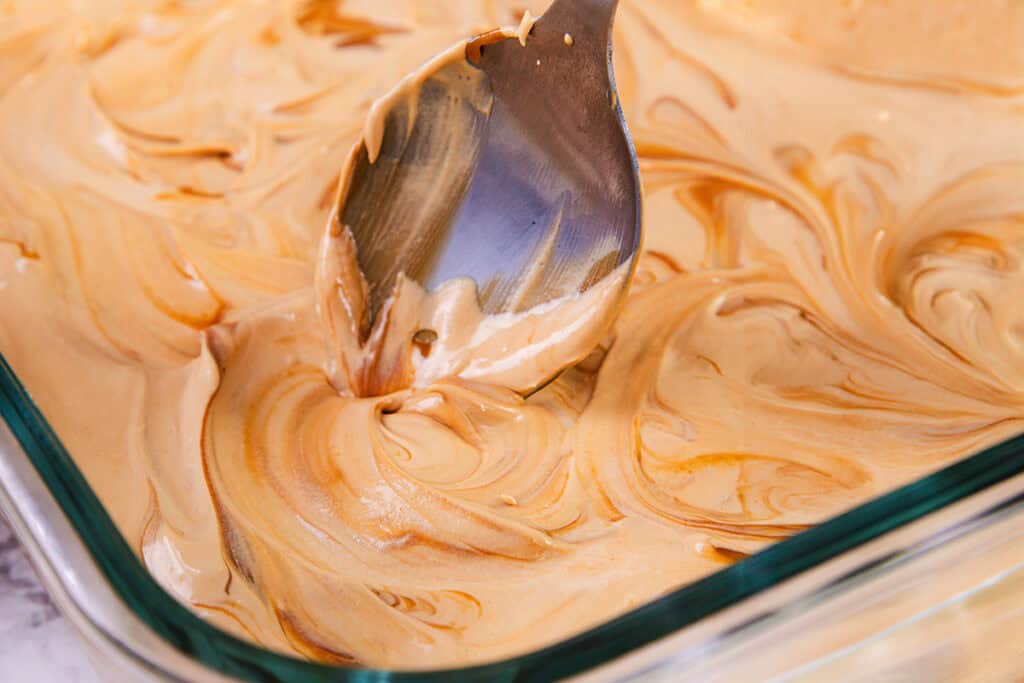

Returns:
1,0,1023,669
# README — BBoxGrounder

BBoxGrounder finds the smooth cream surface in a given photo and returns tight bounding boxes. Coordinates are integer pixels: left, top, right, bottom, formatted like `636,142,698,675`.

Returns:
1,0,1023,669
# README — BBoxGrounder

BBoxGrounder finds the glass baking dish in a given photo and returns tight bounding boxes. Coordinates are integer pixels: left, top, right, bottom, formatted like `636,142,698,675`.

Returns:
2,348,1023,682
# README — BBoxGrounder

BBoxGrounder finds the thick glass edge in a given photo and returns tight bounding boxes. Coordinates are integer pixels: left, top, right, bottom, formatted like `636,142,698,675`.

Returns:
636,492,1024,682
1,351,1023,682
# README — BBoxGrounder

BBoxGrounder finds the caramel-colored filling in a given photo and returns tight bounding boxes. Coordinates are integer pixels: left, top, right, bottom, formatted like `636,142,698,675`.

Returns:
1,0,1022,669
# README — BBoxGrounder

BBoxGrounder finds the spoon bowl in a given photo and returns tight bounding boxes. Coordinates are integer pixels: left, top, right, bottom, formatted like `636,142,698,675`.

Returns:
330,0,640,391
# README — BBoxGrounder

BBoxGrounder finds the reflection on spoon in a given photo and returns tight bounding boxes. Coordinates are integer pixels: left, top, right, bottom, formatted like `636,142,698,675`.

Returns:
316,0,641,397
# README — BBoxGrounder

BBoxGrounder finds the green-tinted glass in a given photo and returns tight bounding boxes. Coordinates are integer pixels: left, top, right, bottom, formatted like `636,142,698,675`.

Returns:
2,352,1023,682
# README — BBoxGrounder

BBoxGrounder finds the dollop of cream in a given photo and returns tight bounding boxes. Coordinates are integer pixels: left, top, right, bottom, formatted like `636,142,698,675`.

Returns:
0,0,1022,670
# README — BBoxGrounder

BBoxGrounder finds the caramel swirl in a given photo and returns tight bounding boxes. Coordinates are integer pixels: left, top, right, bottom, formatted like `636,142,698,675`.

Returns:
1,0,1022,669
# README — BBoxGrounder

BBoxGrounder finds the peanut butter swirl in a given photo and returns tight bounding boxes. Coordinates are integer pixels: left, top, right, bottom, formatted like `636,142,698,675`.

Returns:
1,0,1023,669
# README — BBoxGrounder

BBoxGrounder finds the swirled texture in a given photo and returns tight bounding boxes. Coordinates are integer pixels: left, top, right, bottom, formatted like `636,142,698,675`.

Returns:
1,0,1023,669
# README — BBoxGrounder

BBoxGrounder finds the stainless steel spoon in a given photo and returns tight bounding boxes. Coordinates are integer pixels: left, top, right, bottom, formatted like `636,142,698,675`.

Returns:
336,0,641,343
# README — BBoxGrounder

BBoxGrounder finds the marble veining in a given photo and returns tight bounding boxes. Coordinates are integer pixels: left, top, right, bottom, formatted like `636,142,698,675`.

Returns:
0,515,99,682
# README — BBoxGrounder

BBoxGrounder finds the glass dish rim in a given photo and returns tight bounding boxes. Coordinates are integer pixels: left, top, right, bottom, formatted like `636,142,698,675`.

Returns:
1,352,1023,682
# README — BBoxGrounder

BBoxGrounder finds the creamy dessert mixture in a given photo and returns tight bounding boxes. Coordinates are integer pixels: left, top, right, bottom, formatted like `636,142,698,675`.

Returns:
1,0,1023,669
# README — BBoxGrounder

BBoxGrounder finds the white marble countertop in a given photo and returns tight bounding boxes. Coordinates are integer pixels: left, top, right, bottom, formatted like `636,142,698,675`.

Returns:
0,515,99,682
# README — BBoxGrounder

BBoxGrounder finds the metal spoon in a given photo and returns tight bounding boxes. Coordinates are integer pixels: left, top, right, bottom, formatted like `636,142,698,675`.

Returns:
335,0,640,353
